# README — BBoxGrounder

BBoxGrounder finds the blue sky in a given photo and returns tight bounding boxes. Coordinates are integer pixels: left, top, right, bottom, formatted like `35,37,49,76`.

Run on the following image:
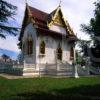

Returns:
0,0,96,53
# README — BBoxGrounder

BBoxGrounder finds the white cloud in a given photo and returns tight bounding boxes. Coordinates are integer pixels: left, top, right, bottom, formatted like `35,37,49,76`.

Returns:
0,0,96,52
61,0,95,39
0,35,20,53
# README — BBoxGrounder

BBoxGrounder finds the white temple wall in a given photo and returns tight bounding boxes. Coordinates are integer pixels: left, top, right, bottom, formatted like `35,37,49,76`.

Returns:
49,24,66,35
22,23,37,64
22,23,73,65
36,35,72,64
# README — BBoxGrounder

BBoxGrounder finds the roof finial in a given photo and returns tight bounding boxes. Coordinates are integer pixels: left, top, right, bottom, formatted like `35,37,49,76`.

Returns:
25,0,28,4
59,0,62,7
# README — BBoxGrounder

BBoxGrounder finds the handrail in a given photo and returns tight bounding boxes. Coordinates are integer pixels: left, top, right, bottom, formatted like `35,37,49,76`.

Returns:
89,66,100,74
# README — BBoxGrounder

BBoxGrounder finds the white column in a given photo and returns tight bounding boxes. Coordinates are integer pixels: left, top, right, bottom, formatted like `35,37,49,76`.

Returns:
73,48,79,78
74,65,79,78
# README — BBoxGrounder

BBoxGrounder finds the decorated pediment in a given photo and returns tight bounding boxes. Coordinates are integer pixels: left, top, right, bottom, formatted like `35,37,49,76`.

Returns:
52,12,64,27
48,8,67,34
48,7,65,28
47,6,75,35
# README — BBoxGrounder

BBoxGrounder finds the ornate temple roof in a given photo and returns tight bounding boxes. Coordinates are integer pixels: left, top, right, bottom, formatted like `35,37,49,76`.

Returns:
18,4,77,48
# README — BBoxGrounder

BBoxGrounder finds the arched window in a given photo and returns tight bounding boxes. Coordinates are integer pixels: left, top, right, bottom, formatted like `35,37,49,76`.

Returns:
70,47,74,60
57,47,62,60
27,35,33,55
40,41,45,54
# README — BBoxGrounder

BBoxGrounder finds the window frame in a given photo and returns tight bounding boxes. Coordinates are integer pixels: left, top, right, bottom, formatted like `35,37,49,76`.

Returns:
39,41,45,55
57,47,62,60
27,35,33,55
70,46,74,60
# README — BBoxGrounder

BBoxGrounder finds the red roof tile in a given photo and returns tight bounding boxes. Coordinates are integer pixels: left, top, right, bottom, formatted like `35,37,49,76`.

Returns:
29,6,48,22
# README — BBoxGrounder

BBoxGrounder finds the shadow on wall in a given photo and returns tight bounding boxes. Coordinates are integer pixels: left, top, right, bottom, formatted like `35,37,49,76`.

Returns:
11,84,100,100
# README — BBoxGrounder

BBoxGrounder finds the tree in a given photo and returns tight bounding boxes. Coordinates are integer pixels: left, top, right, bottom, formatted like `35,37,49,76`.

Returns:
77,40,91,56
17,52,24,64
76,51,85,66
81,0,100,66
1,54,10,62
0,0,18,39
81,1,100,41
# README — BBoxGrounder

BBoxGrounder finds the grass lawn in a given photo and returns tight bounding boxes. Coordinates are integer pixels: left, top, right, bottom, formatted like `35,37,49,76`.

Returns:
0,76,100,100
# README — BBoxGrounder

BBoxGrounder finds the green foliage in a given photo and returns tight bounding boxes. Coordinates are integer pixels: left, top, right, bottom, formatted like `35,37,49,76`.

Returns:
0,0,18,39
81,0,100,39
76,52,85,65
80,0,100,66
0,77,100,100
1,54,10,62
76,39,91,65
17,52,24,64
1,54,10,59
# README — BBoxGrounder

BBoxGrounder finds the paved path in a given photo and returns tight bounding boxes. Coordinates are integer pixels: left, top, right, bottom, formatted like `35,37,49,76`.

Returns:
0,73,100,79
0,73,36,79
0,73,72,79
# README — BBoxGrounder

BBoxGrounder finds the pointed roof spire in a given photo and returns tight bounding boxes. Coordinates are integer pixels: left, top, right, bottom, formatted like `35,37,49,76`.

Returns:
25,0,28,10
25,0,32,17
59,0,62,7
25,0,28,7
25,0,27,4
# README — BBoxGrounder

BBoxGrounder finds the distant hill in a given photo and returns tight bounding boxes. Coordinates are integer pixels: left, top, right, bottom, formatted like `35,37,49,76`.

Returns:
0,48,19,60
